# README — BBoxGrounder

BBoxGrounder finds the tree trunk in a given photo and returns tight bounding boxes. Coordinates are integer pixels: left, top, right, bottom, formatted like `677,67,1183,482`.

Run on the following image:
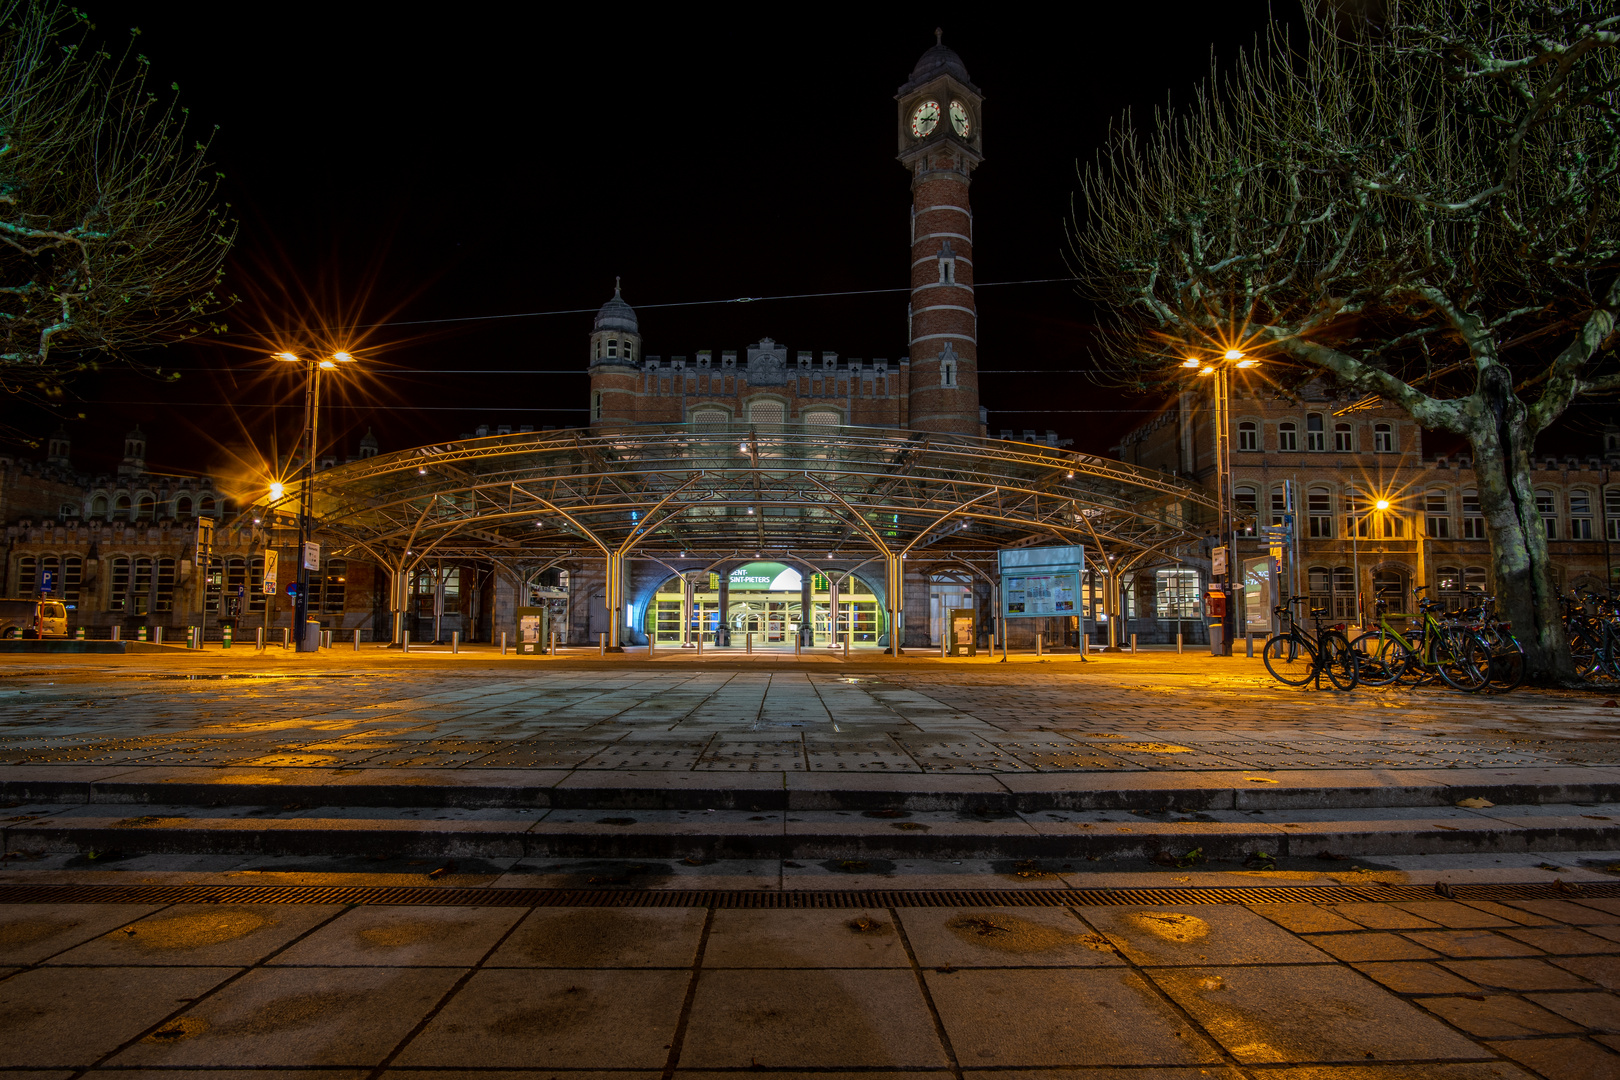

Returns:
1466,379,1575,684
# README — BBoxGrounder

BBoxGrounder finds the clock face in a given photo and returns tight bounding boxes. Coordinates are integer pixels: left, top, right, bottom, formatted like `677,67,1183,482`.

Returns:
910,100,940,137
950,100,971,137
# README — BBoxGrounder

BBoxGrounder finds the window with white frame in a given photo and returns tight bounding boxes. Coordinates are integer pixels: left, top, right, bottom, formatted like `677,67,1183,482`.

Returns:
14,555,37,597
1374,423,1395,452
1278,421,1298,451
1234,485,1258,534
591,391,603,421
155,559,175,613
1270,487,1289,526
63,556,82,606
1306,413,1325,451
1569,491,1593,539
1154,568,1200,618
1237,422,1258,451
1333,423,1354,451
1536,489,1558,539
109,557,130,611
1462,489,1486,539
1373,567,1408,612
940,359,957,387
1308,487,1333,538
1608,488,1620,541
1464,565,1488,594
1332,566,1356,619
1437,565,1464,610
1425,489,1450,538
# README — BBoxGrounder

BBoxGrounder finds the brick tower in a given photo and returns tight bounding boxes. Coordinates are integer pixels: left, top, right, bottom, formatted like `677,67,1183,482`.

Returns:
897,30,984,435
587,278,642,425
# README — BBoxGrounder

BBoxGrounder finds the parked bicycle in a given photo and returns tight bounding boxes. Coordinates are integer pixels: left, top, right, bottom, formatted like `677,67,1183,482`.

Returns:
1564,592,1619,683
1351,587,1490,691
1454,590,1526,693
1262,595,1359,690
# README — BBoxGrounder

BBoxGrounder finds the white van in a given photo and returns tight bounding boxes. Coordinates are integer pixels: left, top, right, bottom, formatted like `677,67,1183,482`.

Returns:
0,599,69,638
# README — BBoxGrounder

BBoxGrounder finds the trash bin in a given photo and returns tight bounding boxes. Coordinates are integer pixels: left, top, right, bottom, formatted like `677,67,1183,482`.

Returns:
303,619,322,651
947,607,977,657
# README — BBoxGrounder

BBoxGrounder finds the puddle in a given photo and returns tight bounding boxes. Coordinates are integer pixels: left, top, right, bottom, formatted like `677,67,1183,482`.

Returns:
116,910,269,949
944,912,1112,954
118,673,387,681
1124,910,1210,943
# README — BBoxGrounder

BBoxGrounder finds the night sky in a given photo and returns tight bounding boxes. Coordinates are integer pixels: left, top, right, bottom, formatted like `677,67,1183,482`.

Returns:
35,5,1292,482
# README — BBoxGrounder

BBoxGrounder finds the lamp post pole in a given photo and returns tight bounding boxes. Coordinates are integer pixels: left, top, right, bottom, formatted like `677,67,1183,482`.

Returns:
277,351,354,653
1212,362,1234,656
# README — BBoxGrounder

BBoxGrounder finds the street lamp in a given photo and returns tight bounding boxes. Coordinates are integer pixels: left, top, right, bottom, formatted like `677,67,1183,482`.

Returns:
1178,347,1258,656
275,349,357,651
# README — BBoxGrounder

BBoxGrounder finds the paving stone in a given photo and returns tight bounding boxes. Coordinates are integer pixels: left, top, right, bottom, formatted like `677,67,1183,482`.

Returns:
1403,930,1543,959
1152,965,1490,1064
1525,991,1620,1032
1440,958,1600,991
1326,903,1443,930
1247,903,1365,934
269,905,526,967
394,969,689,1069
1304,932,1441,962
1462,900,1563,926
1394,901,1519,928
0,965,237,1068
1083,905,1331,966
1552,956,1620,990
1484,1037,1620,1080
702,908,909,968
899,907,1125,968
485,906,705,968
680,968,947,1068
1498,926,1620,956
1508,900,1620,925
46,904,344,967
0,903,164,965
1419,994,1586,1037
1352,961,1481,995
1262,1065,1534,1079
927,968,1222,1067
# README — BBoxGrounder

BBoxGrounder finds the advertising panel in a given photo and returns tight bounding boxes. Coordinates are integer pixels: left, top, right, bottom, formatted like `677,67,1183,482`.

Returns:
998,545,1085,619
262,550,279,594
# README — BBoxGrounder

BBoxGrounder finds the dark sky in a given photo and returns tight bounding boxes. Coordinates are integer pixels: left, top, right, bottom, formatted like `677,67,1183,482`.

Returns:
34,4,1293,482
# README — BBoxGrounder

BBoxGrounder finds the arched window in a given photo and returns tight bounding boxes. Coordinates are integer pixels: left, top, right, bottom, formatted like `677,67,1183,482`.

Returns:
1308,565,1332,609
131,558,153,615
1609,488,1620,541
198,496,216,517
940,359,957,387
691,407,727,426
1307,487,1333,538
749,401,785,424
1425,489,1450,538
109,557,131,612
135,494,155,520
1464,565,1488,593
606,338,618,358
63,557,82,605
1237,422,1258,452
1569,490,1593,539
803,410,839,426
1373,567,1408,613
204,556,223,614
248,557,266,613
174,496,193,519
591,390,603,421
1437,565,1464,610
1234,485,1258,534
90,495,108,518
226,558,247,613
1332,566,1356,619
1374,423,1395,452
155,559,176,613
113,494,131,520
1270,486,1289,525
1306,413,1325,451
1462,489,1486,538
14,555,37,597
1535,489,1558,539
1333,422,1354,452
1277,421,1298,452
39,556,59,597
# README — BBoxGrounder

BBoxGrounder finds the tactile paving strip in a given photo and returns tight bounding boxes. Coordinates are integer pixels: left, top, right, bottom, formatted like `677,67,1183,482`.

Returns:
0,880,1614,908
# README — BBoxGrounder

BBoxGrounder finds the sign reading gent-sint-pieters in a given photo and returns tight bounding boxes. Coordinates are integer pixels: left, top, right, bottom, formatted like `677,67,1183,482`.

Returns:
998,545,1085,618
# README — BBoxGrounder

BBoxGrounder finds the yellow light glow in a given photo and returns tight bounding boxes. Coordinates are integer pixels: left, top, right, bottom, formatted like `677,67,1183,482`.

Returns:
1181,359,1201,368
269,482,285,501
1375,499,1390,510
332,351,355,362
1224,349,1245,361
1197,366,1215,376
318,359,337,369
275,352,300,362
1235,358,1257,368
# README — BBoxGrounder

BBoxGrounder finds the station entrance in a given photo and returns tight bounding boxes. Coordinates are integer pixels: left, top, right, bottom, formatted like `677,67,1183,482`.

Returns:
646,561,885,648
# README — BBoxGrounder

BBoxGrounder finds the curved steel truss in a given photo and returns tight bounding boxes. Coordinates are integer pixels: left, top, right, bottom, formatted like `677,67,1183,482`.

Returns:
263,424,1216,648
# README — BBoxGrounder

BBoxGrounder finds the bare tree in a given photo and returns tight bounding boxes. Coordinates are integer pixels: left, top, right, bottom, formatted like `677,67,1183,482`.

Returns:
0,0,235,411
1073,0,1619,682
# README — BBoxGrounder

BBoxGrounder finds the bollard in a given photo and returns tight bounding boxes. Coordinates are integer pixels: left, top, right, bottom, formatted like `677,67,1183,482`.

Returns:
1035,631,1042,657
794,634,800,657
551,630,559,656
940,635,947,658
137,625,148,642
599,633,606,655
1130,633,1137,654
501,631,507,656
1176,632,1183,655
1246,633,1255,658
75,625,86,640
221,624,231,648
1081,632,1089,654
256,627,265,651
452,631,459,654
843,633,850,661
282,626,290,649
403,630,411,654
154,626,164,645
111,625,120,642
648,636,655,659
746,632,753,654
696,632,702,657
353,628,361,652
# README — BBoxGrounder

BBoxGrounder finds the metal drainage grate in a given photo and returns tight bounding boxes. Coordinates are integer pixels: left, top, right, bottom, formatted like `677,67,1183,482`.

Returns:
0,880,1615,908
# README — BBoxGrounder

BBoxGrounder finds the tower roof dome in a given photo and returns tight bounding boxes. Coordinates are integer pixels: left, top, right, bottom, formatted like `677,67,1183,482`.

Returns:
900,28,976,93
593,277,639,334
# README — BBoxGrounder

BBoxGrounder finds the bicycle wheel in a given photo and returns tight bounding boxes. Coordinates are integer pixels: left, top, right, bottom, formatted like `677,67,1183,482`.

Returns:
1351,633,1401,686
1569,624,1602,680
1380,634,1421,685
1436,631,1490,692
1321,631,1359,691
1483,634,1526,693
1262,633,1317,686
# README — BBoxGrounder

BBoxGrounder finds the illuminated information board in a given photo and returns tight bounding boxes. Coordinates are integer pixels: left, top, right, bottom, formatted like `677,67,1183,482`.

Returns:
998,545,1085,619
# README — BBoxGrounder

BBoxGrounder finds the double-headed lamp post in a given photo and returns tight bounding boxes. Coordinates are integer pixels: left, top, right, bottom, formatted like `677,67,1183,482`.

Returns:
275,350,356,652
1181,348,1257,656
1348,495,1390,626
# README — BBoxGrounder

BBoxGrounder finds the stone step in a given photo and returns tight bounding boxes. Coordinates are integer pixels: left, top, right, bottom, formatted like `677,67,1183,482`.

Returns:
4,765,1619,813
6,803,1619,862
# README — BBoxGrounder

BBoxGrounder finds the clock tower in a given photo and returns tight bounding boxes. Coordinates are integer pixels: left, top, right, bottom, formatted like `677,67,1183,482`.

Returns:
898,29,984,436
